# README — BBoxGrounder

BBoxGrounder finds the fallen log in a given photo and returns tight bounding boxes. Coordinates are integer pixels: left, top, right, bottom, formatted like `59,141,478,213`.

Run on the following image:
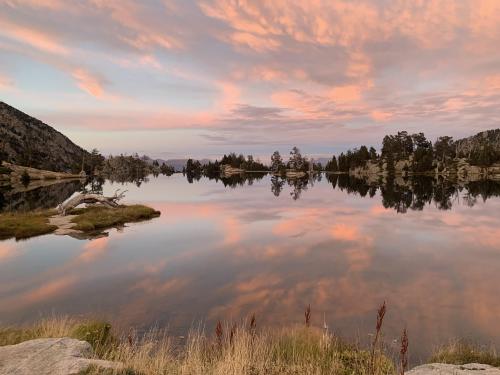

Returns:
57,189,127,215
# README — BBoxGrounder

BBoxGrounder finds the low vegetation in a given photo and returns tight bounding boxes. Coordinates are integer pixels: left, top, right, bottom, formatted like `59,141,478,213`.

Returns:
69,205,161,232
1,317,394,375
0,303,412,375
430,340,500,367
0,204,160,240
0,209,57,240
2,302,500,374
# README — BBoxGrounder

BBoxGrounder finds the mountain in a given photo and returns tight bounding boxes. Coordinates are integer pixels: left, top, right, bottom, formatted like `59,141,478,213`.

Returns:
0,102,90,173
162,158,211,172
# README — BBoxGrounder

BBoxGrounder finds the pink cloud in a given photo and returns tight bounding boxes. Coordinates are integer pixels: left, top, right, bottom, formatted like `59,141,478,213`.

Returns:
1,0,500,146
0,73,14,89
230,32,280,52
371,110,393,122
328,85,364,103
71,68,106,98
0,16,68,55
4,0,66,10
89,0,183,51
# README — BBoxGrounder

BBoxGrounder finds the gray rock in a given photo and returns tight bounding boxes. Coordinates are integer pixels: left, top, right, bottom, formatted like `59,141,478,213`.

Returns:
407,363,500,374
0,337,122,375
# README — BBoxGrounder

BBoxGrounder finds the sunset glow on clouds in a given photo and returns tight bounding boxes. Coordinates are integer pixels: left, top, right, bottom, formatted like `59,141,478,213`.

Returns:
1,0,499,158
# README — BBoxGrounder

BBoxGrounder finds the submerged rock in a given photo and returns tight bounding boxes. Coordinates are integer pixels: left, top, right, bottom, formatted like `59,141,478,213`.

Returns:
0,337,122,375
407,363,500,374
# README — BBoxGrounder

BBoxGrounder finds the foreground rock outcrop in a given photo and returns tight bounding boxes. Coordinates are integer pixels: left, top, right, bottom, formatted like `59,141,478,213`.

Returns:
407,363,500,374
0,338,122,375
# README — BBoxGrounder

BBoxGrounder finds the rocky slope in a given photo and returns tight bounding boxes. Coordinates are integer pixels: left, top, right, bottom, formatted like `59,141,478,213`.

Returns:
0,102,90,173
455,129,500,158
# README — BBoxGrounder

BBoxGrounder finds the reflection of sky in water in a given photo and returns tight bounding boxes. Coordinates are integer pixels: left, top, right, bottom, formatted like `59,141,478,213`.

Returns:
1,174,500,361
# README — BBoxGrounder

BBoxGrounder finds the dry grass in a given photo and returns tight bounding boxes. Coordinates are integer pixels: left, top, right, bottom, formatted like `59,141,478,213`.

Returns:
430,339,500,367
0,209,57,240
1,318,395,375
0,316,114,357
69,205,161,232
99,324,395,375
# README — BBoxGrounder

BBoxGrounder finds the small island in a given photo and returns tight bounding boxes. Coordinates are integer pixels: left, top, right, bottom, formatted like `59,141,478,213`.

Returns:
0,190,160,241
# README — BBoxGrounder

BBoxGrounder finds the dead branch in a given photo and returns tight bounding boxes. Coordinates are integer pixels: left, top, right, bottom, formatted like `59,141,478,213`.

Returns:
57,190,127,215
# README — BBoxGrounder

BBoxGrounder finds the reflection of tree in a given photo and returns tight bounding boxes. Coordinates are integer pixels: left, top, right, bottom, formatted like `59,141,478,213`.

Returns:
0,180,83,212
408,176,433,210
185,171,202,184
326,173,338,189
465,180,500,202
196,172,267,187
380,177,413,213
82,177,105,195
0,190,6,211
271,176,285,197
218,173,267,188
288,177,309,200
433,178,457,210
337,175,371,197
326,174,500,214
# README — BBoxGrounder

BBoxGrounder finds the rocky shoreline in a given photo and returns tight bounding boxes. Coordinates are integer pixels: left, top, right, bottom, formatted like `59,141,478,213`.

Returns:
349,158,500,182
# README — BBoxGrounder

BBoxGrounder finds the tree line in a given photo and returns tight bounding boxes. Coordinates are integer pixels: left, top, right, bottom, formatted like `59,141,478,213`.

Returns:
83,128,500,184
324,130,500,174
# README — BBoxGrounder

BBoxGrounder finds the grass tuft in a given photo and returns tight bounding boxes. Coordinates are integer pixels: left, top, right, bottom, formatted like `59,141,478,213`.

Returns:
0,210,57,240
0,317,111,347
69,205,161,231
72,321,116,356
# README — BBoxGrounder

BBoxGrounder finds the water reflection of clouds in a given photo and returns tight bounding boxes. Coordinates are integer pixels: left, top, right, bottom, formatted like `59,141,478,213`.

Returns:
1,175,500,358
0,242,18,263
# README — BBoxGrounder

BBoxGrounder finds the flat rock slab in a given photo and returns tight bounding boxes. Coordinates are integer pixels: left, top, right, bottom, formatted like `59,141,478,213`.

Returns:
407,363,500,374
0,337,121,375
49,215,81,235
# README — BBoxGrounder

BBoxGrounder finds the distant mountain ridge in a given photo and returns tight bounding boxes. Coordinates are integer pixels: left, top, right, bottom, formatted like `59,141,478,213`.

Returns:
142,157,211,172
0,101,90,173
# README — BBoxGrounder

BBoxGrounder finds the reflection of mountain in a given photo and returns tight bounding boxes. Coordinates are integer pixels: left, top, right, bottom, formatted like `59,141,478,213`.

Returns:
327,174,500,213
153,158,211,172
0,179,83,212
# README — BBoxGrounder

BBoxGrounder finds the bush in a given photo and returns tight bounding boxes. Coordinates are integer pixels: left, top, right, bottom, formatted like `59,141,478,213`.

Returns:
72,322,115,356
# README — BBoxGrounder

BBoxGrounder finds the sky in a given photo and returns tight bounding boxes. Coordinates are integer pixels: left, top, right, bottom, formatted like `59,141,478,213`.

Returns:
1,0,500,160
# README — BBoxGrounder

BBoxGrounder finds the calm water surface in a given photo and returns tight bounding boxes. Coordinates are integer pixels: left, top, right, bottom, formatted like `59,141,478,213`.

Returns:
1,174,500,362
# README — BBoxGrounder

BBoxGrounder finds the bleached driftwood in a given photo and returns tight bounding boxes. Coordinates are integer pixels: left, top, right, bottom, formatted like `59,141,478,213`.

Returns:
57,189,127,215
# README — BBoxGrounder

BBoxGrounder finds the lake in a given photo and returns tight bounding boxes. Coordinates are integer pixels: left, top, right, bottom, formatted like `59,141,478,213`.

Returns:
1,173,500,363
